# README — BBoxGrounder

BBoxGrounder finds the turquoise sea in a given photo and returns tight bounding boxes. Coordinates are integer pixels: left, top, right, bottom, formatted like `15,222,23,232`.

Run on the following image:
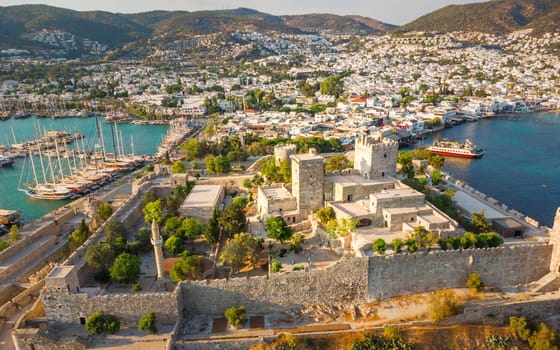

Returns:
420,112,560,228
0,116,168,221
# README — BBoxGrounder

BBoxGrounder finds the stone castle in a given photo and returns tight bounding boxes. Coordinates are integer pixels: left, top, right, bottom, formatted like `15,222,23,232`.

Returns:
258,134,457,250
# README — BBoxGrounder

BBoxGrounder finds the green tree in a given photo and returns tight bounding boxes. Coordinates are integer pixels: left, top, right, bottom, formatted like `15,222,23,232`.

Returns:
69,219,91,251
429,289,462,322
472,210,492,234
181,217,204,241
409,226,437,250
431,170,443,186
86,242,115,270
225,306,247,328
325,154,352,172
373,238,387,255
265,216,293,243
171,160,186,174
529,323,559,350
317,206,336,224
509,316,533,341
320,75,343,97
110,252,141,283
220,232,262,273
392,238,404,253
164,216,184,236
164,235,184,255
143,200,163,224
219,203,247,239
170,252,202,283
138,312,157,334
97,203,113,221
203,208,221,246
466,273,484,292
182,138,202,160
104,220,128,248
397,151,415,178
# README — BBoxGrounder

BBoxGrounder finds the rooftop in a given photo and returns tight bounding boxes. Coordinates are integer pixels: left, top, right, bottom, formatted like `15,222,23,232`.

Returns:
325,174,395,187
181,185,224,208
453,190,507,220
371,188,424,200
260,186,293,200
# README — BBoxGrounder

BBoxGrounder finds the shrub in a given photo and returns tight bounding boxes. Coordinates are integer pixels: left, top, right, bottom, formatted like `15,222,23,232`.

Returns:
225,306,247,328
447,236,461,250
392,238,404,253
138,312,157,334
85,311,120,334
85,311,106,334
132,283,143,292
486,232,504,248
292,265,304,271
272,259,282,272
509,316,533,341
96,203,113,221
437,238,448,250
373,238,387,255
429,289,462,322
466,273,484,293
406,238,418,253
289,233,304,254
460,232,477,249
104,315,121,334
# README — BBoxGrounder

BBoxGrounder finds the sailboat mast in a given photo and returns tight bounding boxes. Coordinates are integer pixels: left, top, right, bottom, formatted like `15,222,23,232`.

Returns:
96,118,107,160
110,122,117,161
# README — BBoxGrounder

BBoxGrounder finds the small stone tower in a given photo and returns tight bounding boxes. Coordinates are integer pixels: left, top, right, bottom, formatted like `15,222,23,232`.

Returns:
151,218,165,279
291,148,324,216
274,144,297,166
353,132,399,179
549,207,560,273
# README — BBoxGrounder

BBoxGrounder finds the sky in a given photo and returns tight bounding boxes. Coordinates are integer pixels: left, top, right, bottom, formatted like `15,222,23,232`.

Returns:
0,0,485,25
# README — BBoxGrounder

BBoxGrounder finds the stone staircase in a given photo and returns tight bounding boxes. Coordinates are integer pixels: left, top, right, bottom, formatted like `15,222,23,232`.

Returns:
529,272,560,293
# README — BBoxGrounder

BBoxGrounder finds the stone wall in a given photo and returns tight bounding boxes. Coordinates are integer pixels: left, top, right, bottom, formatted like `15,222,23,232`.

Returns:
41,290,179,326
0,236,59,284
368,244,553,300
181,257,368,316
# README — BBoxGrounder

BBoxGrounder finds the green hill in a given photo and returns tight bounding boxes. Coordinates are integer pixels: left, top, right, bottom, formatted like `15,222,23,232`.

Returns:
0,5,151,48
0,5,397,52
281,14,388,34
399,0,560,34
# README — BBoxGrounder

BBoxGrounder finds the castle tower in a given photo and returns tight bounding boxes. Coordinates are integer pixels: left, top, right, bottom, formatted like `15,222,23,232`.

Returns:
291,149,324,216
549,207,560,273
353,132,399,179
151,218,165,279
274,144,297,166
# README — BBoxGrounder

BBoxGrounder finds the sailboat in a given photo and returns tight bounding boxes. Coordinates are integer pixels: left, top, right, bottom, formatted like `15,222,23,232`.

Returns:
18,131,72,200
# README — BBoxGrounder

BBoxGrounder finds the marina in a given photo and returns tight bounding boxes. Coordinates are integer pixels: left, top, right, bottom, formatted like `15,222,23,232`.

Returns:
0,116,169,221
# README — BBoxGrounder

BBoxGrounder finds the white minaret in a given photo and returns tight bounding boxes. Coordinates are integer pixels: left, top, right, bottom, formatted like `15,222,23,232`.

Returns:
151,218,165,279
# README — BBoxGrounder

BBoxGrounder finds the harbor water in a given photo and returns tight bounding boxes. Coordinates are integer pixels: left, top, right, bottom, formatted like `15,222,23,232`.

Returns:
420,112,560,227
0,116,168,221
